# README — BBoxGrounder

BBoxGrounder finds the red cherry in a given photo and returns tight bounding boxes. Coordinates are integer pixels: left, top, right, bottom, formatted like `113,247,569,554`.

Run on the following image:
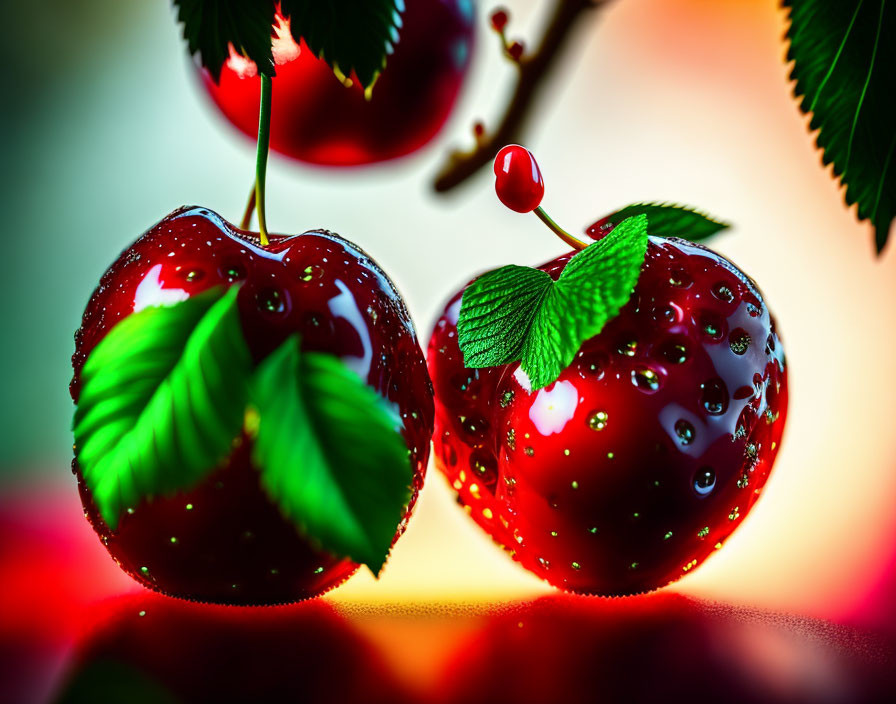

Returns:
493,145,545,213
427,231,787,595
507,41,525,61
490,8,509,32
71,207,434,604
201,0,475,166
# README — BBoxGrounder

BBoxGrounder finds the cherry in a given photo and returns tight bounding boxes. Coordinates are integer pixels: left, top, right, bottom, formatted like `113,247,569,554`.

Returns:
201,0,475,166
426,150,788,595
493,145,544,213
490,8,509,33
71,207,434,604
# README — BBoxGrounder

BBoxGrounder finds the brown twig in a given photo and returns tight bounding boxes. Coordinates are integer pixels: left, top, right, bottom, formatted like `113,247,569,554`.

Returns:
433,0,606,193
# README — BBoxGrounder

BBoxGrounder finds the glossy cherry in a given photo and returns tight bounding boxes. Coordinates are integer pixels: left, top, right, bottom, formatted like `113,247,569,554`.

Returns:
71,207,434,604
201,0,475,167
493,145,544,213
427,149,787,595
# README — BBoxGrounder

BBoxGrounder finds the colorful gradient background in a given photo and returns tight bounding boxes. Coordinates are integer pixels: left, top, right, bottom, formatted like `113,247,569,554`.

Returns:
2,0,895,702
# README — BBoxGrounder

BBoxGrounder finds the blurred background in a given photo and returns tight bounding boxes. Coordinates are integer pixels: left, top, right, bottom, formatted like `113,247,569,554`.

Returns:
1,0,895,701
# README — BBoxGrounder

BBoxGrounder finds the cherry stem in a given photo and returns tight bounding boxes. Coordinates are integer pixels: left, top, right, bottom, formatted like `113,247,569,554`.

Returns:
433,0,603,193
534,206,588,250
255,73,272,246
239,184,256,230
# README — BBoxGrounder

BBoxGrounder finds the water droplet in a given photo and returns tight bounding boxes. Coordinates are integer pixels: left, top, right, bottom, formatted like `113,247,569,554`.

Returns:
711,282,735,303
256,288,286,313
694,467,716,495
675,419,695,444
588,411,609,431
701,315,723,340
617,338,638,357
668,270,693,288
653,305,678,324
470,451,497,485
661,339,689,364
461,414,489,438
301,264,323,282
632,367,660,392
729,329,751,355
701,378,729,415
221,264,246,282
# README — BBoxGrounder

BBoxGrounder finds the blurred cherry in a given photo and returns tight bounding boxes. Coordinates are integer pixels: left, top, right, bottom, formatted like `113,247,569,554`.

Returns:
202,0,475,166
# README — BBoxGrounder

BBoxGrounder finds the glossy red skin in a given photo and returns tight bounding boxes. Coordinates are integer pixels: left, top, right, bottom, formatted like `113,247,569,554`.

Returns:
202,0,475,166
427,231,787,595
71,207,434,605
493,145,544,213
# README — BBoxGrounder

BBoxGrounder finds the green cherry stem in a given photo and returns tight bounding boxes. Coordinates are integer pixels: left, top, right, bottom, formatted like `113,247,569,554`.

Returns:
254,73,273,246
534,206,588,251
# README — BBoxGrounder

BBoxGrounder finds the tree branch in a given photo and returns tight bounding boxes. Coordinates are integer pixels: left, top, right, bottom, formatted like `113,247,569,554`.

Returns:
433,0,607,193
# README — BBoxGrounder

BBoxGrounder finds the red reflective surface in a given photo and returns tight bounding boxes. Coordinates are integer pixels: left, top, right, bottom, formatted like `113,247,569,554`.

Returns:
1,485,893,704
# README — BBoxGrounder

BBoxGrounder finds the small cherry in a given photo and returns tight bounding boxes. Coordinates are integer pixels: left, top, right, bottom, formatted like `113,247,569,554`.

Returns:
494,145,545,214
490,8,510,34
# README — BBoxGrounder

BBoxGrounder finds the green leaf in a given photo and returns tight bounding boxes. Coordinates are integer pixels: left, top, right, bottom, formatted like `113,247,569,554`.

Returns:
455,266,553,368
251,336,412,574
595,203,729,242
73,288,253,530
173,0,276,81
458,214,649,391
280,0,403,92
784,0,896,252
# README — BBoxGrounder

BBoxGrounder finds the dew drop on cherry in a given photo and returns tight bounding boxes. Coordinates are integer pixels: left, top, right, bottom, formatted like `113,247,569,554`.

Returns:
711,282,735,303
588,411,609,431
674,419,695,445
694,467,716,495
729,328,752,355
221,264,246,282
661,339,689,364
256,288,286,314
632,367,660,392
700,378,729,415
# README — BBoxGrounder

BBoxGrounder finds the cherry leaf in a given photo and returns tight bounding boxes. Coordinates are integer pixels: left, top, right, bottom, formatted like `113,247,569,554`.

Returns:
280,0,404,92
173,0,276,82
251,336,412,574
457,215,649,391
590,203,729,242
785,0,896,252
73,288,252,530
